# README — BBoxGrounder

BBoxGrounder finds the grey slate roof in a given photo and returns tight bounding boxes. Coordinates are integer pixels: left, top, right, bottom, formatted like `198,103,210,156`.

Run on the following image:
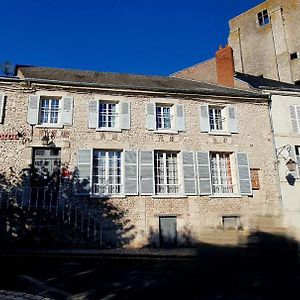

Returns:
16,65,265,98
235,72,300,91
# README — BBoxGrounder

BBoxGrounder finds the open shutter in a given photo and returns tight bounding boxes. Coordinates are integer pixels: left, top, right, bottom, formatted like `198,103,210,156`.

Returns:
182,152,197,195
236,153,252,196
61,97,74,125
27,95,39,125
120,101,131,130
227,106,238,133
140,150,154,195
197,151,212,195
200,105,209,132
289,106,299,133
89,100,98,129
77,149,92,195
176,104,185,131
146,103,156,130
0,95,5,123
124,150,138,195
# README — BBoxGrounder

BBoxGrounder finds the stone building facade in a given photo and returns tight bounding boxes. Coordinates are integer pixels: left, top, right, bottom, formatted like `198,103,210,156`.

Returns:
0,66,281,247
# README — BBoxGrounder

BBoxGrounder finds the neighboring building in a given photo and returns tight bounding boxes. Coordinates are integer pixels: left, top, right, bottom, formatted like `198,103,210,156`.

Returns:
174,0,300,85
229,0,300,84
0,65,281,248
235,72,300,237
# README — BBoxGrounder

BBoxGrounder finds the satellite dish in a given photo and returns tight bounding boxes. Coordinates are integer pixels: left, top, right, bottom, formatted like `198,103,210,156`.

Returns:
0,61,15,76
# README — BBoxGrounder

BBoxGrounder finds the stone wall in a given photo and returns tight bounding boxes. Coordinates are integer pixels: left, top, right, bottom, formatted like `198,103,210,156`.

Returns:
0,80,281,247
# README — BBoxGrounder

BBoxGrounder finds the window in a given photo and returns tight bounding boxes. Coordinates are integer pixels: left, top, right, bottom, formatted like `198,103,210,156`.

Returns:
295,80,300,86
210,153,234,194
290,52,299,60
209,107,224,131
289,105,300,133
88,100,130,131
92,150,122,195
154,151,179,195
146,102,185,132
295,146,300,176
39,98,60,125
222,216,241,230
200,105,238,134
257,9,270,27
99,102,118,129
156,105,172,130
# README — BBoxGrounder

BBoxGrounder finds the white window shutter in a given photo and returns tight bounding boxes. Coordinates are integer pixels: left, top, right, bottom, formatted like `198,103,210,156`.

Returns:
120,101,131,130
200,105,209,132
236,153,252,196
77,149,92,195
196,151,212,195
289,106,298,133
62,97,74,125
140,150,154,195
182,152,197,195
176,104,185,131
146,103,156,130
0,94,6,123
227,106,238,133
27,95,39,125
124,150,138,195
88,100,98,129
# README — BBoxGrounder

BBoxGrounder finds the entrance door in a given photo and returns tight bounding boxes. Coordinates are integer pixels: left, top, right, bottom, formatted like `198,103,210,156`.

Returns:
159,216,177,248
31,148,61,206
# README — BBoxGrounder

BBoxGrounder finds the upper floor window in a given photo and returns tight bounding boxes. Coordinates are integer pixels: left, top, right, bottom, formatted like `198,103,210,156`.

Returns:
295,146,300,176
257,9,270,27
27,95,73,127
156,105,172,130
40,98,60,125
209,107,224,131
154,151,179,195
200,105,238,134
146,102,185,132
210,153,234,194
88,100,130,131
99,102,118,129
289,105,300,133
290,52,299,60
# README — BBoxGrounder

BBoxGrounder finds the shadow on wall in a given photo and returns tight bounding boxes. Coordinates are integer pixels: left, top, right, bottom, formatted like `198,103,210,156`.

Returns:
0,166,136,249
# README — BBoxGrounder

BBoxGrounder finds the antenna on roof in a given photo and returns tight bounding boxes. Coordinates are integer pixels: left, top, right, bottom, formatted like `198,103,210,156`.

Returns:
0,61,15,76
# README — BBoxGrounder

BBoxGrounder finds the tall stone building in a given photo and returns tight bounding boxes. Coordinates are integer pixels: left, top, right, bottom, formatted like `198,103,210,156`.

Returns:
173,0,300,86
229,0,300,84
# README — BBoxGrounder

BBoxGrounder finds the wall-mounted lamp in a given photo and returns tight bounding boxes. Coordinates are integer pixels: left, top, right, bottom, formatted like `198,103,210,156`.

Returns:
286,158,297,172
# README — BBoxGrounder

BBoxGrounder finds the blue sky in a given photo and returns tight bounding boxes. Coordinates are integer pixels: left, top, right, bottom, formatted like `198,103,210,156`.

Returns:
0,0,263,76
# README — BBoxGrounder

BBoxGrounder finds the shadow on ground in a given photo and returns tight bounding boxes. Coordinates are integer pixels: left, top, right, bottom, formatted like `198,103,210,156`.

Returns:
0,230,298,300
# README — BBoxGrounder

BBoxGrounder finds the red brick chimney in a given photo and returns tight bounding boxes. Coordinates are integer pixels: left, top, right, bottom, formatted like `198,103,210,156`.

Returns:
215,45,235,87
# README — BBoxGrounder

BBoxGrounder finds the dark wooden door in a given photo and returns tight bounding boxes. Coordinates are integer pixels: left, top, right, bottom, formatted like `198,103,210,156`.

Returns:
159,216,177,248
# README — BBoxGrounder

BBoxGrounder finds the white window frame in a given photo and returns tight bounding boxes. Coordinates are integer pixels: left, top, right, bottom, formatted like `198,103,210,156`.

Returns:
154,151,180,195
98,101,119,131
92,149,123,196
210,152,237,195
155,104,174,131
257,9,270,27
208,106,228,133
39,97,61,126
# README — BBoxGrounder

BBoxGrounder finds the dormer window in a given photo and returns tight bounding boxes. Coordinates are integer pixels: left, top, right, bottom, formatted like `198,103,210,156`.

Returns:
257,9,270,27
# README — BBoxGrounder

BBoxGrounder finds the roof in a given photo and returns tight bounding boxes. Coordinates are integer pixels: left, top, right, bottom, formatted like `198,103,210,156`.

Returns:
15,65,265,99
235,72,300,91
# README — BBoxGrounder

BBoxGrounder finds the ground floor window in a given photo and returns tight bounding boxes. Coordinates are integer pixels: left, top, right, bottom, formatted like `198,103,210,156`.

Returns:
92,150,122,195
210,153,233,194
154,151,179,195
295,146,300,176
